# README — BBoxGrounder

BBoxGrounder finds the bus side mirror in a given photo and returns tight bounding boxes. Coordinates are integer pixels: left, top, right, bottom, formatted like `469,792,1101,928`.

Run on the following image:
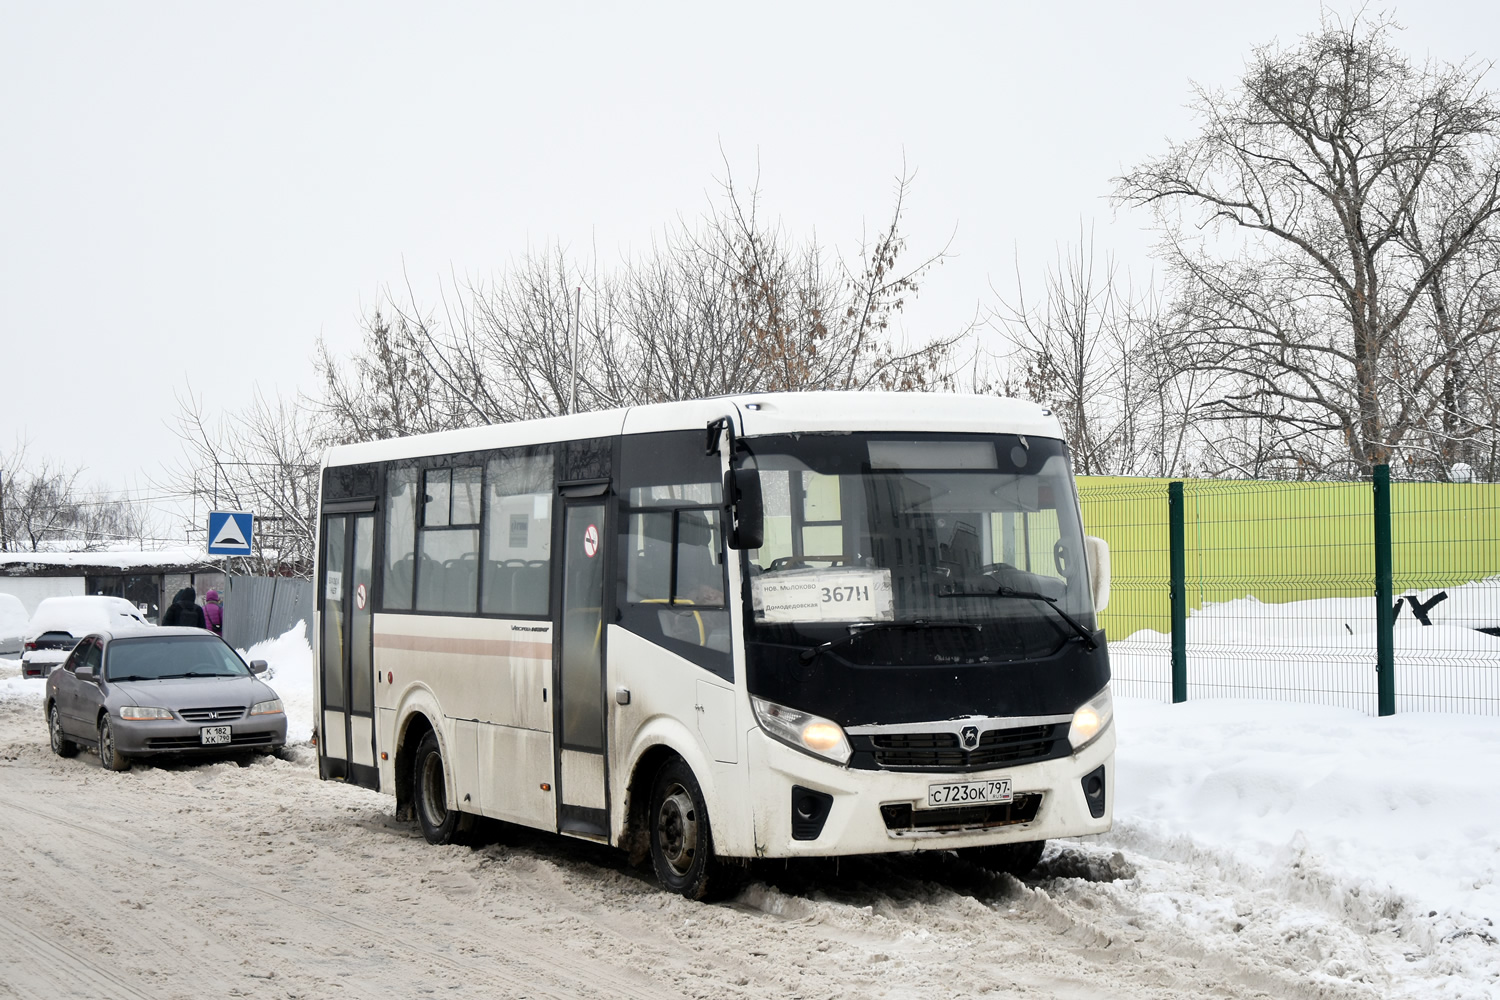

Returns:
1084,536,1110,613
725,469,764,550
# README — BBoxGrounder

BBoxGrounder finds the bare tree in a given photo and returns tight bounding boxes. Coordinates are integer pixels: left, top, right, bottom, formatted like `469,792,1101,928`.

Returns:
1116,12,1500,478
989,227,1217,477
0,441,151,552
165,387,325,576
315,161,965,443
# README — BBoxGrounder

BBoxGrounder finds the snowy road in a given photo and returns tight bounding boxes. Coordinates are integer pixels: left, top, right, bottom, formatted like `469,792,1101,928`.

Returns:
1,659,1494,999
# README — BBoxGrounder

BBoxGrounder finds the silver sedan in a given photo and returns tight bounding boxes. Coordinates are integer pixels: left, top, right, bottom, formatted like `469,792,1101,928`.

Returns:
43,626,288,770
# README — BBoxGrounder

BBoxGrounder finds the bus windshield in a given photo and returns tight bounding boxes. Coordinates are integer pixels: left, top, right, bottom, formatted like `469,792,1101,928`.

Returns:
741,433,1094,663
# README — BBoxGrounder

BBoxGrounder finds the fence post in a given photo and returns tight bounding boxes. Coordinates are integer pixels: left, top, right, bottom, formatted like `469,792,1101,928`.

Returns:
1168,481,1187,703
1373,464,1395,716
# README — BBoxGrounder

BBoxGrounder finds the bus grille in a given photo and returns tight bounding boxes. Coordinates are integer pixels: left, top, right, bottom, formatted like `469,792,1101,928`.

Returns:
851,723,1068,772
880,793,1043,832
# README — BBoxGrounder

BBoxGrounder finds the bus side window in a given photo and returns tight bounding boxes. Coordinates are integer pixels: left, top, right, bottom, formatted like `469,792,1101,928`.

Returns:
481,450,554,617
415,466,482,614
384,464,418,610
617,429,732,676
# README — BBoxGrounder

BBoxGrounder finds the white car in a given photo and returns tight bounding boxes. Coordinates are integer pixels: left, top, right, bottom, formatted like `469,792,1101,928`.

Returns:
0,594,27,657
21,596,149,679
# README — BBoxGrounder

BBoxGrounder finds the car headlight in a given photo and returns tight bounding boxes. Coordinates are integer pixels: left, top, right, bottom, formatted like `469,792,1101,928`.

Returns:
250,698,284,716
751,696,851,765
1068,685,1114,752
119,705,174,721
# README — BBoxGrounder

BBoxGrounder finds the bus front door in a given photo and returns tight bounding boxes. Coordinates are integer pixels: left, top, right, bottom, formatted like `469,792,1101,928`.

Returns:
554,499,609,837
319,511,379,790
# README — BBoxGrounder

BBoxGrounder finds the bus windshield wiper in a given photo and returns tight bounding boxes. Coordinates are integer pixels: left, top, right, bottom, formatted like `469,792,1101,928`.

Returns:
800,619,981,663
938,587,1098,650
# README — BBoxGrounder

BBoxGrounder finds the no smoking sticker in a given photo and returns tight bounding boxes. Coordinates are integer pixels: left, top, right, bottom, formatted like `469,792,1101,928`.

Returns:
355,583,367,610
583,524,599,558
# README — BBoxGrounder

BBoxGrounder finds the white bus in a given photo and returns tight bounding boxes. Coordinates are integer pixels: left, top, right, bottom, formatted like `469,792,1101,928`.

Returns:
314,392,1115,898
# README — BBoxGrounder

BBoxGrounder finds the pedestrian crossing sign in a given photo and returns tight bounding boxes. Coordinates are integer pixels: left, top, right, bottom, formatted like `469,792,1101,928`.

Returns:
208,511,254,555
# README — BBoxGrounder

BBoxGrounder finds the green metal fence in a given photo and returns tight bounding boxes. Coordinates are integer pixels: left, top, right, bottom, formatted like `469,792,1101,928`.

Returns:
1078,469,1500,716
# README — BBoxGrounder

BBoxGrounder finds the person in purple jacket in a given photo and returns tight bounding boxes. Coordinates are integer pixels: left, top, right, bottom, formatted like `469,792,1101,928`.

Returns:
203,589,224,636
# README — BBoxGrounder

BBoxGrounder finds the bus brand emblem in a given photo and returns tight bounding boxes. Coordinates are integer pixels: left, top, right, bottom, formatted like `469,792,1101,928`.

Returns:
583,524,599,558
960,725,979,750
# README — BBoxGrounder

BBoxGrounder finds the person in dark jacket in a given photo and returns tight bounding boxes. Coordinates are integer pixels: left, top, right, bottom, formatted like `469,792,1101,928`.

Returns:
203,589,224,636
160,587,207,628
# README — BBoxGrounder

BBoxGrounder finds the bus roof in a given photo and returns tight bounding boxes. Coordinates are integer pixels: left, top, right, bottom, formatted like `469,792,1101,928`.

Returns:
321,391,1063,468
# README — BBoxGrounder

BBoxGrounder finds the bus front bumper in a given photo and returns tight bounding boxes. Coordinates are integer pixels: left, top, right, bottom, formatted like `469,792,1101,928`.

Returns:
741,725,1114,858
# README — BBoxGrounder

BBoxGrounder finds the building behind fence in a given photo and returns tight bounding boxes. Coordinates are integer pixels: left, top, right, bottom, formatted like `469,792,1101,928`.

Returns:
222,575,313,653
1078,473,1500,716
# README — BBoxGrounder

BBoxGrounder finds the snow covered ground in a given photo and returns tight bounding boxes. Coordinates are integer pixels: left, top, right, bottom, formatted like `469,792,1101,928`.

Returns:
1,632,1497,998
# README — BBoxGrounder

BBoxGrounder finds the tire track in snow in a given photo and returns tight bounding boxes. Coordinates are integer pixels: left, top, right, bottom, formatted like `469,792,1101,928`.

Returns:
2,790,670,1000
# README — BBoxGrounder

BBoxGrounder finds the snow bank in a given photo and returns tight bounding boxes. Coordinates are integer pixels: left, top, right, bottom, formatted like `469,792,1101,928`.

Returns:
0,656,45,713
1109,696,1500,994
237,623,315,743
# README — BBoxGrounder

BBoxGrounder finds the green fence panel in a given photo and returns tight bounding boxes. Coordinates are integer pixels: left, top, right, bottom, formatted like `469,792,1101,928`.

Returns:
1077,473,1500,716
1390,480,1500,714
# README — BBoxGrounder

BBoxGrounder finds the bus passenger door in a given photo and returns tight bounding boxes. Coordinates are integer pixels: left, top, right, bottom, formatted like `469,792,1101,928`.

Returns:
319,511,379,790
554,497,610,837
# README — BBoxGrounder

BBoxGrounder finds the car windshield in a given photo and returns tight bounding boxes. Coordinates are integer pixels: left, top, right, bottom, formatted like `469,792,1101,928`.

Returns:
741,433,1094,662
104,636,250,681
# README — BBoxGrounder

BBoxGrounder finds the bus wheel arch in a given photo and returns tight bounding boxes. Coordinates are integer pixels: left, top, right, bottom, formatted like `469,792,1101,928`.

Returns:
393,711,437,823
622,744,681,868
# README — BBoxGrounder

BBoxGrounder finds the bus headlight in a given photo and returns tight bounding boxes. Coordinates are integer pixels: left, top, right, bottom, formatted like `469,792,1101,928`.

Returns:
1068,686,1113,752
751,696,851,765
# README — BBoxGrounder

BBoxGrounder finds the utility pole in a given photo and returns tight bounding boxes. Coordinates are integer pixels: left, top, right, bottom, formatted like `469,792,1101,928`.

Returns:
569,285,581,415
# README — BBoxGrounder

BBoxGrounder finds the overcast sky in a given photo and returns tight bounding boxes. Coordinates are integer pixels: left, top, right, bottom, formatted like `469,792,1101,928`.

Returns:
3,2,1497,539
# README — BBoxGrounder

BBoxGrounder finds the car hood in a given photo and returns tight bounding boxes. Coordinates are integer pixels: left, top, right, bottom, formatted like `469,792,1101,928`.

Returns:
108,675,279,708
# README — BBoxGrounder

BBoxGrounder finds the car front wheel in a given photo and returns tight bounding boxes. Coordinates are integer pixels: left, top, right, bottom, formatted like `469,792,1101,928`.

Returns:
98,715,130,772
48,705,78,758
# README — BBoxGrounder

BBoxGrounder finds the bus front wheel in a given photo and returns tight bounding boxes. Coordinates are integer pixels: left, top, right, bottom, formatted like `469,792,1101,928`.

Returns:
648,759,730,901
412,731,473,845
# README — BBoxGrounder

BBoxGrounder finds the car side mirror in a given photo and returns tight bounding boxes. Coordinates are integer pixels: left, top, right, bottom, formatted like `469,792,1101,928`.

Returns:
249,660,268,675
724,468,763,550
1084,535,1111,613
76,664,97,681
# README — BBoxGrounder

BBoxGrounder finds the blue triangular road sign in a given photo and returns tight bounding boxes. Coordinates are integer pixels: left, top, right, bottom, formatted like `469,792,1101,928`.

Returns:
208,511,254,555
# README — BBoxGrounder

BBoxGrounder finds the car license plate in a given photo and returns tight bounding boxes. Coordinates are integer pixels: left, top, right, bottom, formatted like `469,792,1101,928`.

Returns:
926,777,1012,808
200,726,231,745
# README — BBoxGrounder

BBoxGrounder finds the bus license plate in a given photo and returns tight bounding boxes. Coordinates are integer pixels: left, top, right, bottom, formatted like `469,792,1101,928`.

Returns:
926,777,1012,808
200,726,231,745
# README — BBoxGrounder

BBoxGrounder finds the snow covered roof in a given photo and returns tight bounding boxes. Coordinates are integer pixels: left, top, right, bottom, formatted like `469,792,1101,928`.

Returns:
0,547,217,576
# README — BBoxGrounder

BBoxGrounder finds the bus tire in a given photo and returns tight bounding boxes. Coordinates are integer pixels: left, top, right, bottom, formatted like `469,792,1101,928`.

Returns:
648,759,732,901
48,704,79,758
962,839,1046,877
98,716,130,772
413,730,473,845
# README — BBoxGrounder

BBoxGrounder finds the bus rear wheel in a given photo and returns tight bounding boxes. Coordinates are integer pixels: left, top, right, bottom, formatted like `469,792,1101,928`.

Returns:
961,839,1046,877
648,759,732,901
412,731,473,845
